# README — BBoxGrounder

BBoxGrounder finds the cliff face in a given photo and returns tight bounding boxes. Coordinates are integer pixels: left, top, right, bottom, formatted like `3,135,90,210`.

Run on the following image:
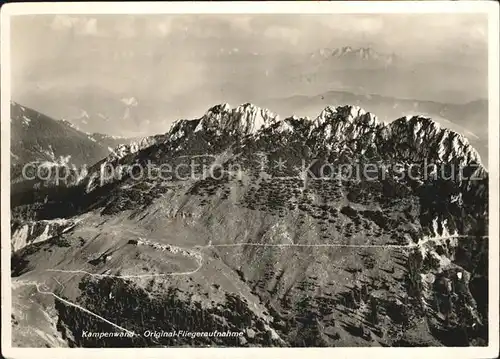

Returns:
11,103,488,348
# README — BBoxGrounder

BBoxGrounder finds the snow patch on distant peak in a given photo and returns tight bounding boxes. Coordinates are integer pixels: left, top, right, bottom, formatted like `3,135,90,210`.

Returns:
79,109,89,119
22,115,31,126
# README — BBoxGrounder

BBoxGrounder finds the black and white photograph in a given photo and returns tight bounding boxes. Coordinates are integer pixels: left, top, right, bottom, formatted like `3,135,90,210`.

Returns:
1,1,499,358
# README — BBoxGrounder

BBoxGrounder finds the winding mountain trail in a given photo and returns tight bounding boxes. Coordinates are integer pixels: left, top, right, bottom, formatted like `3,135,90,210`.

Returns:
15,281,136,336
14,231,487,344
43,231,488,281
45,257,203,279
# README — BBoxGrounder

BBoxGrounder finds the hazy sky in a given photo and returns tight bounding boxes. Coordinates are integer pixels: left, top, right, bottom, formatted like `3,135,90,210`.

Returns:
12,13,488,54
12,13,488,93
9,13,489,138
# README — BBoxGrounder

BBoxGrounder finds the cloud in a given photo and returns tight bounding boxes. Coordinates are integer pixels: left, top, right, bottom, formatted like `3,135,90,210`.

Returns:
157,21,171,36
263,25,301,45
226,16,254,33
50,15,99,36
81,18,98,35
50,15,78,30
113,18,136,38
146,19,174,37
355,17,384,33
318,15,384,33
467,22,487,42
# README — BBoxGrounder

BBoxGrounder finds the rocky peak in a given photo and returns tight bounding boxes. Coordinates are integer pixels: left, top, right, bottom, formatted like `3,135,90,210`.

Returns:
310,106,483,168
385,116,483,166
168,118,199,142
315,105,378,126
165,103,485,170
107,133,169,161
310,105,381,150
194,103,280,136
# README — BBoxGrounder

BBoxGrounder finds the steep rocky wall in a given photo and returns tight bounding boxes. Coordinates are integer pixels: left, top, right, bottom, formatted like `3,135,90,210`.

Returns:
11,219,77,252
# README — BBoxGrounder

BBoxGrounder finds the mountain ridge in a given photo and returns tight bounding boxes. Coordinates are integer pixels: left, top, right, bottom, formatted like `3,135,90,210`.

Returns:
163,102,485,169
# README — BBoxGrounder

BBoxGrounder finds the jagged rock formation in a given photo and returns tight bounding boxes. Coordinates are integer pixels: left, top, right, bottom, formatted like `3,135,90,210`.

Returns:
194,103,280,135
11,103,488,348
87,133,136,152
105,133,169,161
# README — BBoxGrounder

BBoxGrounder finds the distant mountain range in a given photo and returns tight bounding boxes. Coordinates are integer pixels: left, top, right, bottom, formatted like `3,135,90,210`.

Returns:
308,46,398,68
13,45,487,140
